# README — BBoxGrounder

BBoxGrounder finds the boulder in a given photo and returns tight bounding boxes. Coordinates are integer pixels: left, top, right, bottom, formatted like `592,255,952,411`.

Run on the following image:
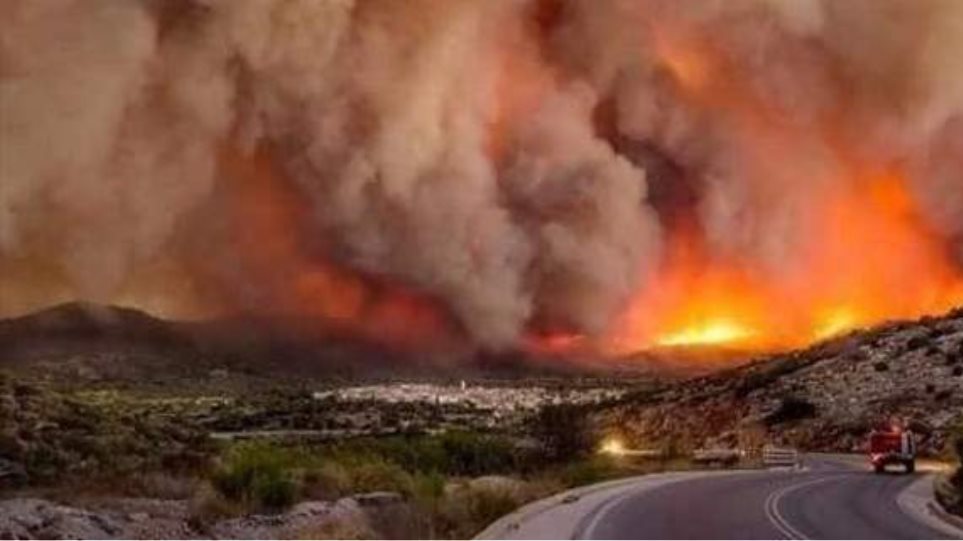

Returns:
0,499,123,539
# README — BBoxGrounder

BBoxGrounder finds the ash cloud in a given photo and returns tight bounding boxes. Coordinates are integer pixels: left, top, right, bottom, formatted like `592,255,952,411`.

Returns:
2,0,962,348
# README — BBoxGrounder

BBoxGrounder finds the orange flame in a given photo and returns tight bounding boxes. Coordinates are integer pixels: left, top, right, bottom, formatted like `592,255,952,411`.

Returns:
607,170,963,353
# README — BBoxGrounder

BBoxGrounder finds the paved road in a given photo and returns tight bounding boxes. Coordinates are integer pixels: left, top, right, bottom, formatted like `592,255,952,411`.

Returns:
479,456,961,540
577,457,953,540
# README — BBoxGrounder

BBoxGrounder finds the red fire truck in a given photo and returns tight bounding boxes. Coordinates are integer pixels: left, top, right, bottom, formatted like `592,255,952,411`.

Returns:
868,427,916,474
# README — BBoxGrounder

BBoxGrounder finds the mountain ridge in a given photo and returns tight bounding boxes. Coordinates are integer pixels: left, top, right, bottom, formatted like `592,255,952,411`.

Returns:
0,302,631,385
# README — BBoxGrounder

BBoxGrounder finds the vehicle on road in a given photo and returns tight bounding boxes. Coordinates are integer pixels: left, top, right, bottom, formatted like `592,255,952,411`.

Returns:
868,427,916,474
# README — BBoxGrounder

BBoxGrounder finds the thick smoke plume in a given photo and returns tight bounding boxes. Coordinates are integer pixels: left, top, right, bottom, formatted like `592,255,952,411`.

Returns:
2,0,963,351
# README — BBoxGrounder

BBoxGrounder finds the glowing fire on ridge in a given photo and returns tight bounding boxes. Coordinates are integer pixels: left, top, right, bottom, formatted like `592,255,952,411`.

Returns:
606,171,963,353
655,319,755,347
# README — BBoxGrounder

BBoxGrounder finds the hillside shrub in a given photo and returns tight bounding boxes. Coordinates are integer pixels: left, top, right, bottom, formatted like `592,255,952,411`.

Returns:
464,487,520,531
528,404,592,463
301,461,352,500
733,356,812,398
430,481,540,539
323,431,523,477
765,397,817,426
342,457,412,495
1,377,213,487
556,456,618,488
211,443,299,511
905,335,928,350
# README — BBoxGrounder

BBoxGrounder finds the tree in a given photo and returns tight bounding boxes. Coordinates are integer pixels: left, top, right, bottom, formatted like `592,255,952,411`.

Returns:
529,404,592,463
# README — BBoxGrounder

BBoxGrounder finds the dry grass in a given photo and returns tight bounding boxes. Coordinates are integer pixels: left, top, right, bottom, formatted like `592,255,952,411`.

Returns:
288,516,375,540
123,472,199,500
188,482,248,526
300,461,350,500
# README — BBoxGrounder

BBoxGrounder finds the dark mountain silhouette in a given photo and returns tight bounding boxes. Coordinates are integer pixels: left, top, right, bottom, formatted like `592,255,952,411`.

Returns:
0,302,639,386
0,303,444,385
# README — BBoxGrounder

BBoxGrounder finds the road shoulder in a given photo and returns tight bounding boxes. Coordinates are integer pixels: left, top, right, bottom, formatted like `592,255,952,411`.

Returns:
897,474,963,539
475,470,756,540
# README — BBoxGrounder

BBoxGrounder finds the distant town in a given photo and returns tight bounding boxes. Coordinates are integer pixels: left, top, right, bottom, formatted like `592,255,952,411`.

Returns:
314,382,627,415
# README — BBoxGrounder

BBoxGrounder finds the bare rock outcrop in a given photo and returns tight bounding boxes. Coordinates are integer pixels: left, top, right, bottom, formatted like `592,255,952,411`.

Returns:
0,493,402,539
0,499,125,540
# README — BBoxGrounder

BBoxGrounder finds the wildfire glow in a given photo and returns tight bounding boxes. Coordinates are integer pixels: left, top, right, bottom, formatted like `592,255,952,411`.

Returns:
813,308,859,341
607,170,963,353
656,37,711,92
656,319,755,347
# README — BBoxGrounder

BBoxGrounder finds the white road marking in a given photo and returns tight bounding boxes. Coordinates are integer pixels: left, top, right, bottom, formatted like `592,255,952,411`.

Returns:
580,482,642,539
580,471,773,539
487,457,946,540
764,474,848,540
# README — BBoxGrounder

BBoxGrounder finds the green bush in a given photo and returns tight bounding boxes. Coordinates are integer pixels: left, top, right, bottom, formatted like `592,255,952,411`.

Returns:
557,456,618,488
302,461,352,500
465,487,520,530
343,457,412,495
433,431,521,476
211,443,299,511
209,433,522,510
411,471,446,504
429,483,527,539
323,431,523,477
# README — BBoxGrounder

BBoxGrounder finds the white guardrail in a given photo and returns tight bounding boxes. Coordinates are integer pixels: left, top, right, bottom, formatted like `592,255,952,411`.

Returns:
762,445,800,468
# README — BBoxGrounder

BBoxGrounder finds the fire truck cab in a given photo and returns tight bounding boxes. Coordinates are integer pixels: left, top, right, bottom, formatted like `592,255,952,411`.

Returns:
868,428,916,474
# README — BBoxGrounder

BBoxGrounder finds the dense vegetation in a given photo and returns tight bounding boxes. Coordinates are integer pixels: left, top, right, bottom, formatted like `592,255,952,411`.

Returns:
0,375,647,538
197,428,640,538
208,431,528,509
0,374,212,488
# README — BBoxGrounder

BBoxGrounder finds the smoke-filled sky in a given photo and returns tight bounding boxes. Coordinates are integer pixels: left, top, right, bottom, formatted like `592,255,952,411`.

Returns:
2,0,963,352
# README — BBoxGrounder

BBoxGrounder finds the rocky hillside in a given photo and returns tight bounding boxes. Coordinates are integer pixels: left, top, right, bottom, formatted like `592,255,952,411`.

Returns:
598,308,963,455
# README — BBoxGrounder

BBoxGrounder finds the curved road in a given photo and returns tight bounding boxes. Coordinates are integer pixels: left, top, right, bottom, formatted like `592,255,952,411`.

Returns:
481,457,961,540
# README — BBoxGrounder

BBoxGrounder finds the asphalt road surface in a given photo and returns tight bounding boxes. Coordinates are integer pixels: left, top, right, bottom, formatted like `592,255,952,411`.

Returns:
575,457,954,540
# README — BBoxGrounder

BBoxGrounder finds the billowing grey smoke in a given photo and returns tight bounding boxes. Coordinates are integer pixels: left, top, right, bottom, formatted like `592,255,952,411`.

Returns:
2,0,962,348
